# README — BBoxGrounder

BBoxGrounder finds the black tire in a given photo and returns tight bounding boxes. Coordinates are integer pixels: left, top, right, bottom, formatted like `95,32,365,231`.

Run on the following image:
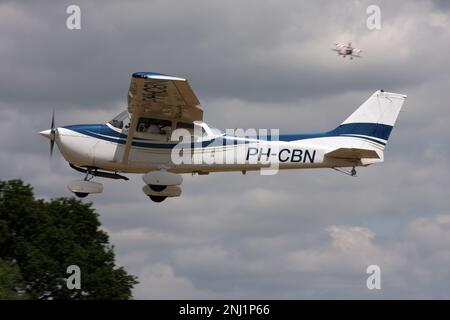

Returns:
148,195,167,203
74,192,89,198
149,184,167,192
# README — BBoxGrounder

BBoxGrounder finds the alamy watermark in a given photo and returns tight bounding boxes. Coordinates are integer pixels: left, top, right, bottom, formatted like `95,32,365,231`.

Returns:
366,265,381,290
66,5,81,30
366,5,382,30
66,264,81,290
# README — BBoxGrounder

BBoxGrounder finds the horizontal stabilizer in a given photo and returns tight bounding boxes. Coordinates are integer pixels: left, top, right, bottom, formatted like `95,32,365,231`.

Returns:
325,148,380,160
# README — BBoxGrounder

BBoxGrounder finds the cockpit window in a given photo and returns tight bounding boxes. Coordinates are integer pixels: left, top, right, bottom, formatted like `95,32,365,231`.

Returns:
209,126,223,137
137,118,172,135
109,111,130,130
171,121,223,142
176,122,195,131
176,122,205,137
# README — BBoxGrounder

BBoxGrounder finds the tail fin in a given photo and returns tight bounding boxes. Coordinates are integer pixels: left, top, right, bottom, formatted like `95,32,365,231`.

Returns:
331,90,407,146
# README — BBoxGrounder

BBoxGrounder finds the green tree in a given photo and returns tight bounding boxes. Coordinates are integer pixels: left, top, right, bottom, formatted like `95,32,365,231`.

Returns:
0,179,137,299
0,258,29,299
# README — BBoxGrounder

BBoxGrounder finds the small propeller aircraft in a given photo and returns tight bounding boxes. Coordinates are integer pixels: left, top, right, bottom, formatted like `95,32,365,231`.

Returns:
333,42,363,59
40,72,406,202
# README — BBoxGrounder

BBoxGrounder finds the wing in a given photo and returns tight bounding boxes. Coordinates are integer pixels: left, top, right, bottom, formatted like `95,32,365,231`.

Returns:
351,48,362,57
325,148,379,160
127,72,203,122
122,72,203,164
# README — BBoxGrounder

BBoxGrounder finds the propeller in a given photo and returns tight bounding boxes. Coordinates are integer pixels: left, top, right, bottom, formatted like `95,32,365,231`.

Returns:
50,109,56,158
39,110,59,158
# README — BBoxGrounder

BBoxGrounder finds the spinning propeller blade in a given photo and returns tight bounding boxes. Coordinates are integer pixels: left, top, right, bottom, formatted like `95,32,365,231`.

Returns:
49,110,56,158
50,109,56,159
39,110,58,158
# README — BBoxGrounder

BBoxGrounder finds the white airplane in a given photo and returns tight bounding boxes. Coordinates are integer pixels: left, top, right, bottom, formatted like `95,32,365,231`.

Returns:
333,42,362,59
40,72,406,202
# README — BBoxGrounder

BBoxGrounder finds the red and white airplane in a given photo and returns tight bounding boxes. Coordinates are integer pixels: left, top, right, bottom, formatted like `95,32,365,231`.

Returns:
333,42,362,59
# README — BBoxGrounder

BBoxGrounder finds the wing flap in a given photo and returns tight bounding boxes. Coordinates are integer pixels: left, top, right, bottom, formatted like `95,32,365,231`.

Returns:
325,148,380,160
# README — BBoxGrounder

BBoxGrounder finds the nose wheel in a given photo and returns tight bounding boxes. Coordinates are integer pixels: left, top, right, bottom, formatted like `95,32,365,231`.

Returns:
67,169,104,198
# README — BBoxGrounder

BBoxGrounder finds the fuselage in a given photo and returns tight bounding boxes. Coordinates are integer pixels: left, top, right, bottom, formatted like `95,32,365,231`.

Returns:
51,122,384,175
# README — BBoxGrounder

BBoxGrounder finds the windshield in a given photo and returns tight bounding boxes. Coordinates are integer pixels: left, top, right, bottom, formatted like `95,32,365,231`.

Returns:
108,111,130,130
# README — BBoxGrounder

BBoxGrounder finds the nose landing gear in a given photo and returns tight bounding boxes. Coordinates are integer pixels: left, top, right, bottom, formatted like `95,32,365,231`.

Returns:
67,168,104,198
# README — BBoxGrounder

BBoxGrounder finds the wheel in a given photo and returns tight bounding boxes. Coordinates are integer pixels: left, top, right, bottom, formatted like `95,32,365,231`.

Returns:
74,192,89,198
149,184,167,192
148,195,167,203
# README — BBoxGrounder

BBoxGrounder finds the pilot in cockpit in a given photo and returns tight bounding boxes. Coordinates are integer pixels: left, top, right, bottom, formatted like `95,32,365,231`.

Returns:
137,119,149,132
147,123,160,134
137,118,172,136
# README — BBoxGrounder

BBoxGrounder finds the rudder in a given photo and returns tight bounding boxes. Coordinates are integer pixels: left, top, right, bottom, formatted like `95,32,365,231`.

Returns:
331,90,407,145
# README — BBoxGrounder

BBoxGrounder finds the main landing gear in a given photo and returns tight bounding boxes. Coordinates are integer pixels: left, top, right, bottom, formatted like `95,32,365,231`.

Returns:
141,170,183,203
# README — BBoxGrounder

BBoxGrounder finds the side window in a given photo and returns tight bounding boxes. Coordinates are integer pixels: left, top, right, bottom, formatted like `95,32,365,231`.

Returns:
136,118,172,135
193,124,207,138
174,122,210,143
176,122,196,136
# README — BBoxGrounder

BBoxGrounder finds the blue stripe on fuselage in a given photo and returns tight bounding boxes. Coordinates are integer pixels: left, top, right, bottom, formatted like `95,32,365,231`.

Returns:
277,123,391,145
63,124,217,149
63,122,391,149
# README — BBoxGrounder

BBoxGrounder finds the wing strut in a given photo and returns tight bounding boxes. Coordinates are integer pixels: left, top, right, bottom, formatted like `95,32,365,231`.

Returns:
122,104,142,164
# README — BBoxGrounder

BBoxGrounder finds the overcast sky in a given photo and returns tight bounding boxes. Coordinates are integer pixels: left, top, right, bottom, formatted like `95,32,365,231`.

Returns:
1,0,450,299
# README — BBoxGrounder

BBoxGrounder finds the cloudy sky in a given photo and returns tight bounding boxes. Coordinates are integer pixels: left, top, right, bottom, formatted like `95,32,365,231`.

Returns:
1,0,450,299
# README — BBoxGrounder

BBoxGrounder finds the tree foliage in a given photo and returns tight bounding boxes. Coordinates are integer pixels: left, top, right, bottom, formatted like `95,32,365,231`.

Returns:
0,258,29,299
0,179,137,299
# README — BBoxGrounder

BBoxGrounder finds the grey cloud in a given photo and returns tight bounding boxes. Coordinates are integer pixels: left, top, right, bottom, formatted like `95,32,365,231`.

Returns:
1,0,450,299
1,0,448,109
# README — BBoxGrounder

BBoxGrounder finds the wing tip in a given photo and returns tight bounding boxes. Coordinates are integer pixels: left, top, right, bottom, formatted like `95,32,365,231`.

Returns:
132,72,186,81
376,90,407,99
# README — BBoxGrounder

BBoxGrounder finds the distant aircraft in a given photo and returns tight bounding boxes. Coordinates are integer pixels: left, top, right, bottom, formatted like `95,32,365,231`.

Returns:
40,72,406,202
333,42,362,59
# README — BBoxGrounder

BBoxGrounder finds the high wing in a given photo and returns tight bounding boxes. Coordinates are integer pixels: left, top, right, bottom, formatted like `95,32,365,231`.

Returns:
332,43,344,52
122,72,203,164
351,47,362,57
127,72,203,122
